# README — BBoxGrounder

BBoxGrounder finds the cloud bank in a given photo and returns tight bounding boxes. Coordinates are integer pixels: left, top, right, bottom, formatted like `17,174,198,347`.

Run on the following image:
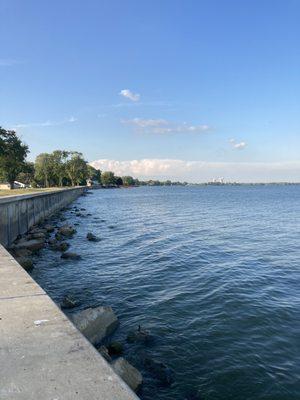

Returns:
122,118,210,135
90,158,300,183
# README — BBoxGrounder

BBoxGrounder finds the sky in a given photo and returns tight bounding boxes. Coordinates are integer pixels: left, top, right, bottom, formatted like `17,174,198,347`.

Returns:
1,0,300,182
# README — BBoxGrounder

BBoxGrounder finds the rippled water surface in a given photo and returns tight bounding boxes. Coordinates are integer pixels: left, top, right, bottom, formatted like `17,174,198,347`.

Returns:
31,186,300,400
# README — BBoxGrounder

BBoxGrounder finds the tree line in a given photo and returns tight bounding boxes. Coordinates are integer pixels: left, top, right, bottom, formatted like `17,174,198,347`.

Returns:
0,127,188,189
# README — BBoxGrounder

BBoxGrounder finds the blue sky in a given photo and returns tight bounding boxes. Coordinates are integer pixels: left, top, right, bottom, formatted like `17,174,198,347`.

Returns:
1,0,300,182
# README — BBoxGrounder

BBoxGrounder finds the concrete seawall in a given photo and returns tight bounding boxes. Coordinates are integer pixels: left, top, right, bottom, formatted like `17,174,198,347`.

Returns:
0,188,85,247
0,189,140,399
0,245,139,400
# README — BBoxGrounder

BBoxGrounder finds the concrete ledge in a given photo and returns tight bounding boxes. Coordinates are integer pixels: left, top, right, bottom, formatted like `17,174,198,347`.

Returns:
0,245,139,400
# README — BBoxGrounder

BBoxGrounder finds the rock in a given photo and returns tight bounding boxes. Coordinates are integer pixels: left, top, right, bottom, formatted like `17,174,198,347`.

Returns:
126,326,153,344
16,257,34,271
55,233,63,241
61,294,79,309
80,208,86,211
27,232,46,240
61,252,81,260
58,225,76,237
11,239,45,252
108,341,124,355
111,357,142,392
86,232,101,242
143,358,174,386
98,345,112,362
29,228,47,235
184,390,203,400
44,224,55,233
12,248,33,258
71,306,119,345
50,241,69,252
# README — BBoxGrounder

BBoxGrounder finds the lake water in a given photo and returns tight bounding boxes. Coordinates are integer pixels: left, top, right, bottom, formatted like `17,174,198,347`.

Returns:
31,185,300,400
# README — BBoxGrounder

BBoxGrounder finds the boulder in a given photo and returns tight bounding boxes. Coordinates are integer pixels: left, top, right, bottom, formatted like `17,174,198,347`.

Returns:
61,252,81,260
143,358,174,386
71,306,119,345
16,257,34,271
29,228,47,235
98,345,112,362
111,358,142,392
27,232,46,240
50,241,69,252
86,232,101,242
55,233,63,241
44,224,55,233
12,248,32,258
11,239,45,252
108,341,124,355
58,225,76,237
61,294,79,309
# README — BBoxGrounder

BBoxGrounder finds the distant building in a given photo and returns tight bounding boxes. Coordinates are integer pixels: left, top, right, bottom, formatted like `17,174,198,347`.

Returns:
208,177,225,185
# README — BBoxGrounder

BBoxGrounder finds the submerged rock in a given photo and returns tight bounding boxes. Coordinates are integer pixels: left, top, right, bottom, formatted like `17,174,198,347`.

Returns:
71,306,119,345
184,390,203,400
108,341,124,355
61,294,79,309
50,241,69,252
58,225,76,237
143,357,174,386
112,357,143,392
61,252,81,260
86,232,101,242
126,326,154,344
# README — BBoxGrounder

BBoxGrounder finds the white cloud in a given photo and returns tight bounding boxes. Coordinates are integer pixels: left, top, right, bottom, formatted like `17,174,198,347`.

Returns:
90,158,300,183
234,142,247,149
119,89,140,102
13,116,77,129
230,138,247,150
123,118,210,135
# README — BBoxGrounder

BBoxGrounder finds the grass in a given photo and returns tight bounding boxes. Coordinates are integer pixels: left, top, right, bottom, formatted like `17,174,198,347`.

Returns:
0,187,66,197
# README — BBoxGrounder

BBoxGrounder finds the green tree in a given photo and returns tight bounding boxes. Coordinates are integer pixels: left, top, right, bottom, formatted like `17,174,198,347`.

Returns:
101,171,116,186
34,153,54,187
87,165,101,183
122,176,135,186
0,127,29,189
51,150,69,186
65,152,88,186
16,162,35,185
115,176,123,186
